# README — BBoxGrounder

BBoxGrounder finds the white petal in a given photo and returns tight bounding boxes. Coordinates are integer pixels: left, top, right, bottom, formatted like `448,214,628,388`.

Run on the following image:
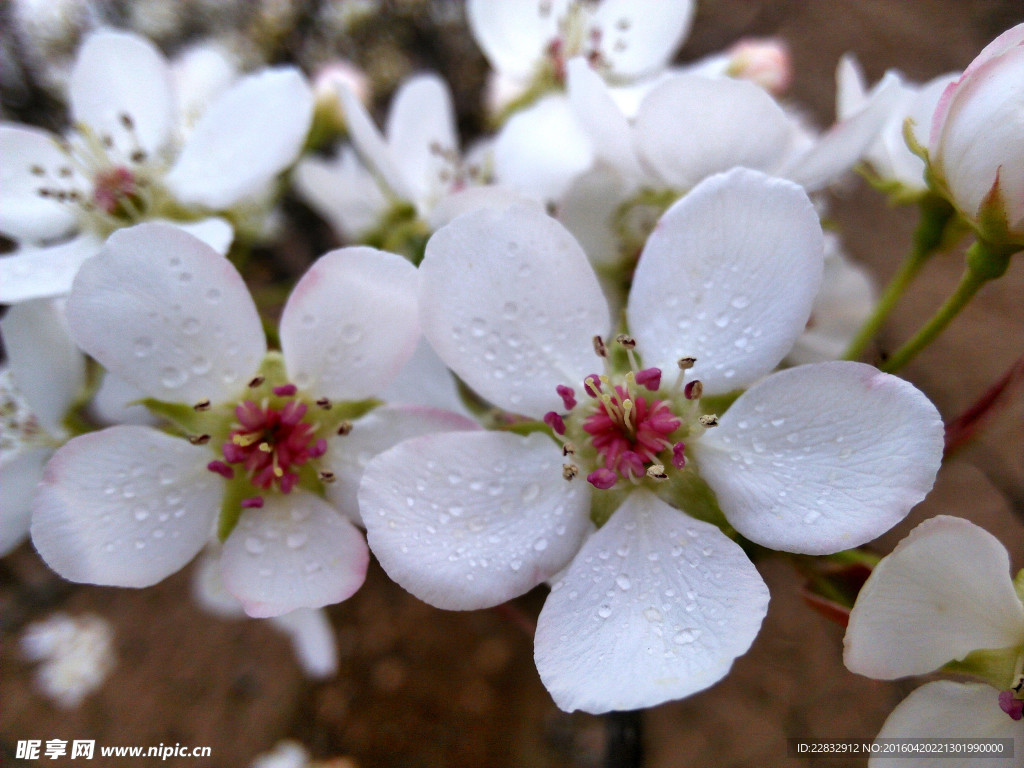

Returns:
379,338,471,415
566,58,644,178
323,404,479,526
1,298,85,435
493,95,594,204
280,246,419,401
191,547,247,618
426,184,541,232
66,222,266,405
69,30,174,156
693,362,944,555
293,149,389,239
385,74,458,211
89,370,157,427
269,609,338,679
634,74,795,189
420,204,610,418
0,233,101,304
870,682,1022,768
220,490,368,618
467,0,568,80
845,515,1024,679
166,67,313,209
361,431,591,610
31,426,219,587
558,166,636,269
170,40,239,134
0,124,80,241
590,0,695,79
165,216,234,254
629,168,823,394
337,83,413,201
535,489,769,714
0,447,51,557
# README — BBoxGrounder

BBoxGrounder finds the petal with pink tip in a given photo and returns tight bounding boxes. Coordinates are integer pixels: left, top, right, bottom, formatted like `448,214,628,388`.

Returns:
31,426,218,587
535,489,769,714
220,490,368,618
66,223,266,405
361,431,591,609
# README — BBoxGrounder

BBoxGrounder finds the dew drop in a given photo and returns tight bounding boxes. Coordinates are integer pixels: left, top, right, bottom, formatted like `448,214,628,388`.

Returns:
245,536,266,554
615,575,631,591
510,559,522,572
182,317,201,335
533,537,548,552
597,604,613,619
287,532,307,549
341,323,363,344
160,366,187,388
803,510,820,524
673,628,700,644
133,336,154,357
520,483,540,502
643,607,663,622
730,295,750,309
133,507,149,521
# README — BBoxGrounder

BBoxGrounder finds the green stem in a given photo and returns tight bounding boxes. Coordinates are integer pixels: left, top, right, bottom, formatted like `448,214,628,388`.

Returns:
843,196,955,360
881,240,1012,373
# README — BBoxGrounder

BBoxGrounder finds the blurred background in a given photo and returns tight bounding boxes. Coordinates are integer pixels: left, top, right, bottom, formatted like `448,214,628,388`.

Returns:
2,1,1023,766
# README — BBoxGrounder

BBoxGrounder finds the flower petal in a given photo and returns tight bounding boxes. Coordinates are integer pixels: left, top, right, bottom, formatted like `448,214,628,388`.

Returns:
69,30,174,156
0,233,102,304
870,682,1021,768
420,204,610,418
166,67,313,209
845,516,1024,679
322,404,479,526
1,299,85,435
467,0,568,81
385,74,458,212
590,0,695,79
66,222,266,405
220,489,368,618
566,58,644,178
361,430,591,609
293,149,389,239
0,447,51,557
337,83,413,201
535,489,769,714
0,124,80,242
280,246,419,401
269,609,338,679
692,362,943,554
629,168,823,394
634,74,795,189
166,216,234,254
380,338,471,415
89,370,157,427
31,426,218,587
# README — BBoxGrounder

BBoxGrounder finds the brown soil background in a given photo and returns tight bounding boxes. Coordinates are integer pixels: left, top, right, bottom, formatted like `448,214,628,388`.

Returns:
2,1,1024,766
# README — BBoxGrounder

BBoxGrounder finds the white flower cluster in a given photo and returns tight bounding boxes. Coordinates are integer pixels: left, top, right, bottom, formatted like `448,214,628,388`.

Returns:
1,0,1021,728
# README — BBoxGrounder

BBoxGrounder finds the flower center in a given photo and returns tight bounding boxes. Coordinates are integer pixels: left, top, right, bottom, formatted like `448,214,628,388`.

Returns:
545,335,717,490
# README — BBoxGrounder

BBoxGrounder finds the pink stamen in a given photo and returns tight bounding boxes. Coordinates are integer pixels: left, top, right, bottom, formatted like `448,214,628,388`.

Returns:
544,411,567,435
241,496,264,509
206,460,235,479
999,691,1024,721
273,384,298,397
583,375,602,397
587,468,618,490
672,442,686,469
92,166,136,214
635,368,662,391
556,385,577,410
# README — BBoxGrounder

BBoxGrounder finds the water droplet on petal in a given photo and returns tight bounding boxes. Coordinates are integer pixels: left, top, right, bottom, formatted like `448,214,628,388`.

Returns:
597,604,612,619
245,536,265,554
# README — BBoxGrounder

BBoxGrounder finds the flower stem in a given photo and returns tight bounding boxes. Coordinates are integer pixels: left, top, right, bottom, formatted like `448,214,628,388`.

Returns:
881,240,1013,373
605,710,644,768
843,196,956,361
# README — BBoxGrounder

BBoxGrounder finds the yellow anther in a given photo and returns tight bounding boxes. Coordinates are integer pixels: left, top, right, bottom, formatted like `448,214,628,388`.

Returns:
232,432,261,447
258,442,273,453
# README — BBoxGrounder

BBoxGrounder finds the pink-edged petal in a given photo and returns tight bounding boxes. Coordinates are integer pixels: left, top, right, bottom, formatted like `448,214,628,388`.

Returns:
845,516,1024,680
869,682,1022,768
361,431,591,610
693,362,943,555
629,168,823,394
69,30,174,156
337,83,413,201
782,72,902,191
323,404,479,526
0,124,80,242
493,95,594,204
220,489,368,618
420,204,611,418
0,233,102,304
590,0,695,79
280,246,419,401
385,74,458,211
634,74,795,189
66,222,266,405
0,447,51,557
268,609,338,679
566,58,644,178
166,67,313,209
31,426,218,587
535,489,769,714
1,299,85,435
467,0,568,80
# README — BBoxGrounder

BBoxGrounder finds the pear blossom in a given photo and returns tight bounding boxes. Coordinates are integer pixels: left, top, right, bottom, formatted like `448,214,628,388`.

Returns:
21,612,116,709
927,23,1024,246
0,29,313,303
31,222,473,617
359,168,943,713
844,516,1024,767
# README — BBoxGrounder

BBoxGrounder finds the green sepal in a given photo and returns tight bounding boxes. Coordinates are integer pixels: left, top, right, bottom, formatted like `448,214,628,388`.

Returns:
656,467,731,533
498,419,554,438
699,390,743,417
942,646,1020,691
1013,569,1024,605
325,398,382,426
361,202,429,264
140,398,224,436
590,485,630,529
965,238,1013,282
217,477,251,541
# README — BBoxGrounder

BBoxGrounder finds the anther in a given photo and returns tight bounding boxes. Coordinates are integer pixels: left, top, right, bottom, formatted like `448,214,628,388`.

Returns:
316,397,332,410
318,470,336,483
337,421,353,436
592,335,608,358
193,399,211,411
273,384,298,397
556,384,577,410
562,442,576,456
248,375,265,388
189,434,211,445
677,357,697,371
635,368,661,391
207,461,234,479
59,166,72,177
544,411,566,435
699,414,719,428
646,464,668,481
130,150,146,163
684,380,703,400
258,442,272,453
30,165,44,175
240,497,264,509
615,334,636,349
119,113,134,129
672,442,686,469
562,464,579,481
584,374,602,397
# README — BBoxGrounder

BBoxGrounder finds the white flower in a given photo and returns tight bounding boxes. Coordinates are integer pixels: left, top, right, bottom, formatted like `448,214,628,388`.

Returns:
927,23,1024,246
359,168,944,713
21,612,116,709
30,223,473,617
0,29,313,303
844,516,1024,767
